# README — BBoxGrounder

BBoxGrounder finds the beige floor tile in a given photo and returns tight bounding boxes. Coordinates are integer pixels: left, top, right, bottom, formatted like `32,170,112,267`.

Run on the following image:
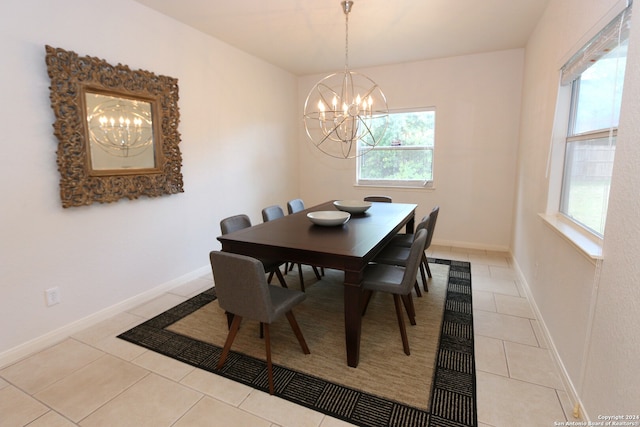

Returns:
27,410,78,427
240,390,325,427
170,277,213,298
472,290,496,312
320,416,359,426
472,276,520,296
489,265,517,280
174,396,272,427
80,373,202,427
477,371,565,426
504,342,564,389
474,336,508,377
132,350,194,382
0,385,48,427
0,377,8,389
72,312,144,346
91,334,148,361
469,252,510,268
127,293,187,319
473,311,538,346
35,354,148,422
494,294,535,319
0,339,103,395
180,368,253,407
471,263,491,277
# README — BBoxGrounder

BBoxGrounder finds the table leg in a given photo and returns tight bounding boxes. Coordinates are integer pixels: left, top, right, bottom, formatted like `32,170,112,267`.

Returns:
343,272,363,368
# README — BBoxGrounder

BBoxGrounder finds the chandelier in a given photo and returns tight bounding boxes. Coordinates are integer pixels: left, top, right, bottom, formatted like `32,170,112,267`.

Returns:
303,0,388,159
86,95,154,158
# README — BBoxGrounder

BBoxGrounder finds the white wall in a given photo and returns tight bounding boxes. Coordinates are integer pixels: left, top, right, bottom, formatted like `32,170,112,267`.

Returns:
298,50,524,251
0,0,299,360
513,0,640,418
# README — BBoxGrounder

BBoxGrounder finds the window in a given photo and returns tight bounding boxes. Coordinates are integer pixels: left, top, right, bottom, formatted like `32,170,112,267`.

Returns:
357,109,435,187
558,6,631,237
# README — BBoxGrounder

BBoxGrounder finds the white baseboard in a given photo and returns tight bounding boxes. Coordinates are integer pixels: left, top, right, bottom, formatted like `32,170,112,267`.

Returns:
510,255,588,421
432,238,510,253
0,265,210,369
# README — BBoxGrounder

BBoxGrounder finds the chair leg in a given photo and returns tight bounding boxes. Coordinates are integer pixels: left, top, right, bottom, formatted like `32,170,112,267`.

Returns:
424,254,432,278
312,265,322,280
401,293,417,325
393,295,410,355
297,264,305,292
422,254,430,291
217,314,242,370
414,281,423,297
274,268,288,288
267,271,274,283
285,311,310,354
263,323,274,395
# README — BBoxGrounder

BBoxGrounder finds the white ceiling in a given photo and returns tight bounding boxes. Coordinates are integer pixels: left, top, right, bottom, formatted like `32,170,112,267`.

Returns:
133,0,549,76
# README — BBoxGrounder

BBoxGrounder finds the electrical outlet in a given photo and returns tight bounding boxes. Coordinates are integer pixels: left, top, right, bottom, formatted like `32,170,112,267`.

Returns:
45,287,61,306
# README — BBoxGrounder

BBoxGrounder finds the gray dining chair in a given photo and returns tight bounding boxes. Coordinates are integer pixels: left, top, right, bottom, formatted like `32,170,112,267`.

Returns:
390,206,439,280
219,214,288,288
364,195,392,203
374,214,431,295
210,251,310,395
286,198,305,215
262,205,321,292
361,229,428,355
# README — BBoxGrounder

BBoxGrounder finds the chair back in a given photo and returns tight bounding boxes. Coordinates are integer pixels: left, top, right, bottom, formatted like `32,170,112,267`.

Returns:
415,214,430,233
425,206,439,249
364,195,392,203
287,199,305,214
209,251,274,323
262,205,285,222
220,214,251,235
400,229,428,293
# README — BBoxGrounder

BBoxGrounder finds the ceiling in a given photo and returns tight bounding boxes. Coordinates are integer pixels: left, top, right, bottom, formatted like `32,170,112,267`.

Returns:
133,0,549,76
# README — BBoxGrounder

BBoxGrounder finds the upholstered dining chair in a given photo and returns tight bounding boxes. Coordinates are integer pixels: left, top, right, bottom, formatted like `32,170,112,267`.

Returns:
374,214,432,295
390,206,440,280
209,251,310,395
219,214,288,288
286,198,305,215
364,195,392,203
261,205,321,292
361,229,428,355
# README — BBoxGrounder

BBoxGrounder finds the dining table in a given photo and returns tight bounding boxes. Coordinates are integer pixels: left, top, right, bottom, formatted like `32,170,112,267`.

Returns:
217,200,417,368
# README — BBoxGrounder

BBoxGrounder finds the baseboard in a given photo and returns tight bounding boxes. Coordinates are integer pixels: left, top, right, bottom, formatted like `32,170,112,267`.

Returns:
510,255,588,422
432,238,510,253
0,265,210,369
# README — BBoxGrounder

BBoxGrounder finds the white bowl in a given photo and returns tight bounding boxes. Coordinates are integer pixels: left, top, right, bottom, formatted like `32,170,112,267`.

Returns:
333,200,372,214
307,211,351,226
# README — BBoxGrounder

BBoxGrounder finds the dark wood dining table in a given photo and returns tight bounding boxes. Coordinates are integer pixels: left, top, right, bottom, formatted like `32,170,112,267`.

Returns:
217,200,417,367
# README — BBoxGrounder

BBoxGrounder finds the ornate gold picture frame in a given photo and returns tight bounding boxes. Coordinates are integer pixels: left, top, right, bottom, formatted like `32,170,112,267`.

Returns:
45,46,184,208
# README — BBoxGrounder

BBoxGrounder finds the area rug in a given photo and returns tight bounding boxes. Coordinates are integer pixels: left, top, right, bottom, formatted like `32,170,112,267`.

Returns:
118,258,476,427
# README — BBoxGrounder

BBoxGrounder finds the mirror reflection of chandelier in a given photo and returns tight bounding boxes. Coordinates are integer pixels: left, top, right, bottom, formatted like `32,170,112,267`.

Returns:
86,95,154,158
303,0,388,159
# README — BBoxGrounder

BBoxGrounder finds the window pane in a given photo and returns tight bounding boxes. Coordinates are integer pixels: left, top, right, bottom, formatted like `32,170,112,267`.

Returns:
572,42,627,134
359,147,433,181
561,137,615,235
358,110,435,186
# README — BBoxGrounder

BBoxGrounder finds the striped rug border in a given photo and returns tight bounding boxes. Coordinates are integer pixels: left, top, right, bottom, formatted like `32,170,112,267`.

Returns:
118,258,476,427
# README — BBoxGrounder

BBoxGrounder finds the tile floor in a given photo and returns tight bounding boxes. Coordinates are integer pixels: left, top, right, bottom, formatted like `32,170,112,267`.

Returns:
0,246,575,427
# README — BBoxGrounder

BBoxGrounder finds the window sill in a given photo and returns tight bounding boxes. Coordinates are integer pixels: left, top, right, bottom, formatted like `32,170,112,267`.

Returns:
538,213,603,263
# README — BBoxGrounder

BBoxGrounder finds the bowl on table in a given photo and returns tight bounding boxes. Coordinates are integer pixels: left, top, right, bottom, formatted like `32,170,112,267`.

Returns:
307,211,351,226
333,200,372,214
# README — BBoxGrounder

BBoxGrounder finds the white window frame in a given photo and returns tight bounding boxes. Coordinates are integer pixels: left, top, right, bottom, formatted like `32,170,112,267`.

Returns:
356,108,436,188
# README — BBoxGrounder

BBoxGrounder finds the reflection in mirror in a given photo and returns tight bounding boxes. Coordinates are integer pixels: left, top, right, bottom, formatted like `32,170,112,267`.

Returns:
85,92,155,170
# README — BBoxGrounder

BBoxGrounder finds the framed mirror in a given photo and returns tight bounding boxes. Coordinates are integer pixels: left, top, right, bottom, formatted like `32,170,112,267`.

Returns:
45,46,184,208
